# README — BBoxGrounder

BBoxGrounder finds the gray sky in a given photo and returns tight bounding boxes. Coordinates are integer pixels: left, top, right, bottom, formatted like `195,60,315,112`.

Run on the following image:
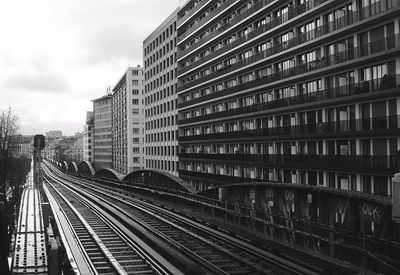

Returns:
0,0,180,136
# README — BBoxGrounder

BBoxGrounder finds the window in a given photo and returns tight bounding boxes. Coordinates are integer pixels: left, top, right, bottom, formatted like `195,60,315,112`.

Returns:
132,89,139,95
132,99,139,105
132,70,139,75
132,80,139,85
132,109,139,114
133,147,140,153
360,64,387,81
299,79,322,94
374,176,388,196
133,157,140,163
372,64,387,79
133,138,139,143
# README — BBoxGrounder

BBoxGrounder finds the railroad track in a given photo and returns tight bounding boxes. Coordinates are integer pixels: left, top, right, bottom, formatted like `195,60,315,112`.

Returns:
43,162,320,275
43,172,179,275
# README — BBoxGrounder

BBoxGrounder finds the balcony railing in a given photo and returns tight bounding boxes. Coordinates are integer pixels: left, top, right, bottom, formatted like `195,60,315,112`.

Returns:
179,31,399,91
178,0,400,75
178,0,237,43
179,74,400,124
179,153,400,173
178,0,327,58
178,0,208,27
179,115,400,141
179,35,400,110
179,169,262,183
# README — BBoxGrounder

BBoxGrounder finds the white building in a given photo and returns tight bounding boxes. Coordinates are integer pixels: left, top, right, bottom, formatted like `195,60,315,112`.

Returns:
143,8,179,176
92,94,113,169
112,66,145,174
83,111,94,163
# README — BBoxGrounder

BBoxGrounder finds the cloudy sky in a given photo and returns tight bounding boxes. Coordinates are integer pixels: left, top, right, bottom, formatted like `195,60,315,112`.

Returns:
0,0,181,136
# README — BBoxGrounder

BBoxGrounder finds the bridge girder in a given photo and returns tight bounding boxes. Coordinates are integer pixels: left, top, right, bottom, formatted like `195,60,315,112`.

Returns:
94,168,125,181
123,169,195,193
77,161,95,176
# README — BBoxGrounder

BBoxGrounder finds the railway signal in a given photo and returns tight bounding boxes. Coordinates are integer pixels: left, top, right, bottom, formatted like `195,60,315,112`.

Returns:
33,134,45,150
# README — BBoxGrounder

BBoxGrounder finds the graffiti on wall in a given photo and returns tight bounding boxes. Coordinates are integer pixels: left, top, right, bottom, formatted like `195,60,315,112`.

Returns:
360,203,383,223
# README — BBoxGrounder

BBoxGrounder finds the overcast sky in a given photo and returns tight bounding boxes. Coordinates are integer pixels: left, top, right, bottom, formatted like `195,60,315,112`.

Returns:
0,0,181,136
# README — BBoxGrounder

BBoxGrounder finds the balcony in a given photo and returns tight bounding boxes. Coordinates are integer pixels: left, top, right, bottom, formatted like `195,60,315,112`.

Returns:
179,0,400,75
179,169,262,184
179,34,400,109
178,0,208,27
179,115,400,141
178,0,237,43
179,31,400,92
179,153,400,174
178,0,327,59
179,74,400,124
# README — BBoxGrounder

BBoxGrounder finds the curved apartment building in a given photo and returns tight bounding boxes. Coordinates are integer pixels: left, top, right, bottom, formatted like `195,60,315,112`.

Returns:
177,0,400,195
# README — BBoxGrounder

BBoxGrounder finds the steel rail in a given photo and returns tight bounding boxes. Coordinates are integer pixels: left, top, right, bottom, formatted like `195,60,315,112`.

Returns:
43,169,175,275
44,166,229,275
44,162,321,275
43,176,123,275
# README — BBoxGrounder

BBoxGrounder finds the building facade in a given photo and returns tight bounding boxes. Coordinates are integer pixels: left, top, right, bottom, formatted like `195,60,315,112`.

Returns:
60,136,77,162
177,0,400,195
45,130,62,140
44,141,55,160
83,111,94,163
92,94,113,170
13,135,33,158
69,132,84,163
44,131,62,160
112,66,145,174
143,8,180,176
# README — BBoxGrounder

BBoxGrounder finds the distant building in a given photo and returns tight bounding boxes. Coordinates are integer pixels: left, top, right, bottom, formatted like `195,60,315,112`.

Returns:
112,66,145,174
92,94,113,170
143,8,179,176
45,130,62,140
45,130,63,160
43,139,55,160
83,111,94,163
13,135,33,158
70,132,83,163
62,136,78,162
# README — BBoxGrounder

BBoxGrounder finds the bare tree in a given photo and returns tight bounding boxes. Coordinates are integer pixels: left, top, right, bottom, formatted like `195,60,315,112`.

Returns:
0,107,19,156
0,107,19,275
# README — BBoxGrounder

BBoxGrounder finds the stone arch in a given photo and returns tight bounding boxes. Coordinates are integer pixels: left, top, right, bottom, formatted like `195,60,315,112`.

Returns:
123,169,195,193
78,161,95,176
